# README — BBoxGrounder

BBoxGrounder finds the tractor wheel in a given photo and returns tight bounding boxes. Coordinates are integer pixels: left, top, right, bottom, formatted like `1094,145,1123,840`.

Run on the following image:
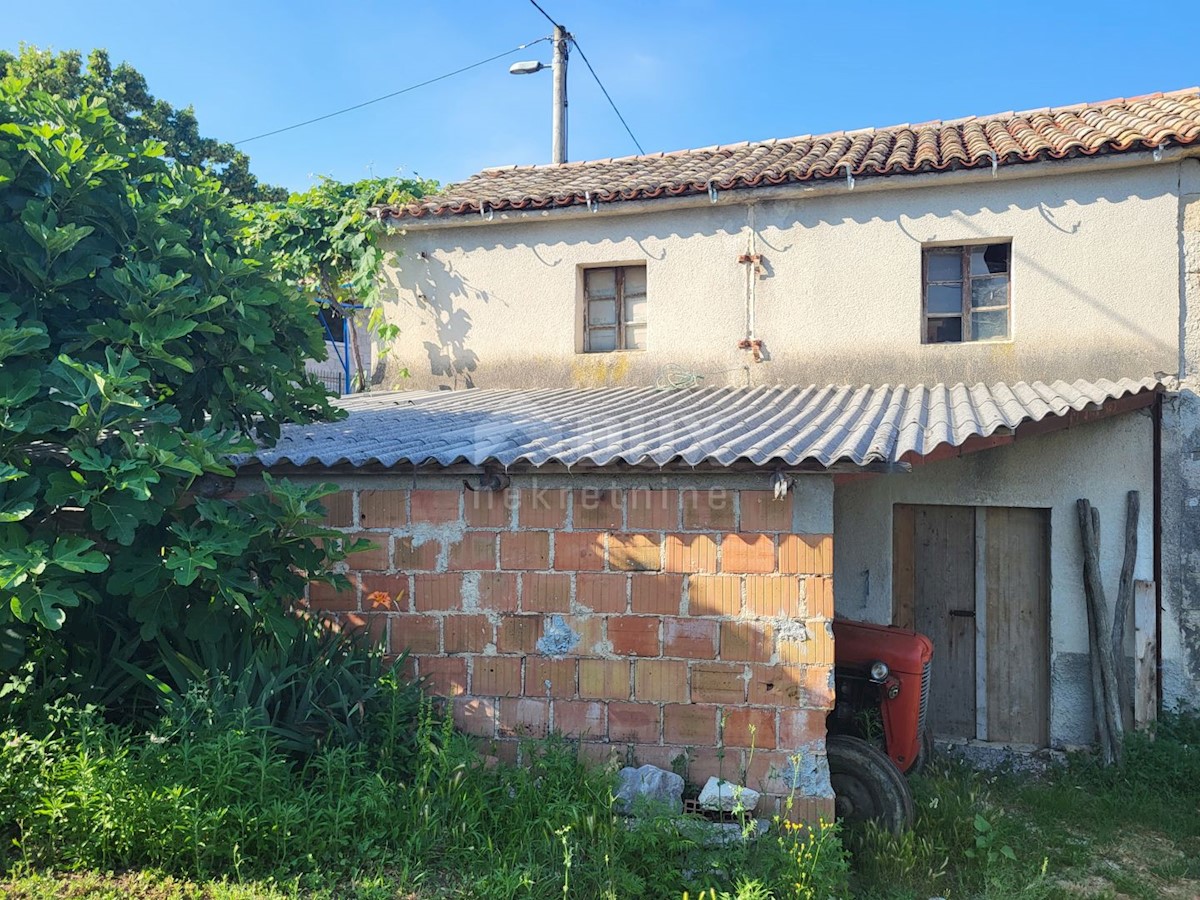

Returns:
827,733,914,833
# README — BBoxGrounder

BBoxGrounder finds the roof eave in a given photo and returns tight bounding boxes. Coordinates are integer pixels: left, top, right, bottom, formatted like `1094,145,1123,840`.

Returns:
378,145,1200,233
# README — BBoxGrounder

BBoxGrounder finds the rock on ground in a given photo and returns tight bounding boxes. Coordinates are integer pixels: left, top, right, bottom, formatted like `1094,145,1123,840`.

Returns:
614,764,684,815
697,776,761,813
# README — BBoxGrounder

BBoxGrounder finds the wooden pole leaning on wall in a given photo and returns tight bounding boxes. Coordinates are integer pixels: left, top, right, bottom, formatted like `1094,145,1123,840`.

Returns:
1112,491,1139,726
1076,498,1126,765
1133,578,1158,731
1087,508,1107,761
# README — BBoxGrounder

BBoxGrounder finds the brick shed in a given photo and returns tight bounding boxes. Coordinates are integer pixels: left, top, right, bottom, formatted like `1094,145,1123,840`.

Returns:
306,475,834,820
240,382,1150,818
239,386,861,820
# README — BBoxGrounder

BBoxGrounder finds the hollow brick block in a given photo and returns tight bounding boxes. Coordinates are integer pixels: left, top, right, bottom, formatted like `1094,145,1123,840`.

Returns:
608,533,662,572
606,701,660,743
739,490,794,532
626,489,678,531
500,532,551,570
522,571,571,612
721,533,776,574
576,572,627,613
572,488,624,530
410,489,460,523
358,490,408,528
663,617,719,659
634,659,687,702
682,490,736,531
631,574,684,614
518,488,568,529
579,658,630,700
608,616,661,657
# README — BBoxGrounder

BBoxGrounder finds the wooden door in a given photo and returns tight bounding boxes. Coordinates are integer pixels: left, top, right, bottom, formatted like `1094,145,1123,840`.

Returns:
893,504,1050,746
894,504,977,739
984,507,1050,745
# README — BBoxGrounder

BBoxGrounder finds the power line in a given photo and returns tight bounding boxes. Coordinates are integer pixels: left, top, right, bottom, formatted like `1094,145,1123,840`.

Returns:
527,0,560,27
569,36,646,156
234,37,551,145
526,0,645,156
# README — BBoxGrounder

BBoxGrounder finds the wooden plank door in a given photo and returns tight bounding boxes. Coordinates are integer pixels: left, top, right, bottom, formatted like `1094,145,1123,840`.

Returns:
894,504,977,739
984,507,1050,745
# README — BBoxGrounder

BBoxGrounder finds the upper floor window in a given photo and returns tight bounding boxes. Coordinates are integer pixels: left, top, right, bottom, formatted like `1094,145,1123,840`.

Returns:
583,265,647,352
922,243,1011,343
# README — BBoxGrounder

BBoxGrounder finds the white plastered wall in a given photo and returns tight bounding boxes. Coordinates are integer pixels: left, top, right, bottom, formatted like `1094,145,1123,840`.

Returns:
832,412,1155,748
375,162,1180,392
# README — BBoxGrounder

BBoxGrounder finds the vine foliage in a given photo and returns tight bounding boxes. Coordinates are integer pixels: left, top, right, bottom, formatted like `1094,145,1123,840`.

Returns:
245,175,436,388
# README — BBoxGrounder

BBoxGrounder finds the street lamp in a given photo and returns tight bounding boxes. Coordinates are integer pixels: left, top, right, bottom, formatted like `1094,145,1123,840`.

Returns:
509,24,569,164
509,60,546,75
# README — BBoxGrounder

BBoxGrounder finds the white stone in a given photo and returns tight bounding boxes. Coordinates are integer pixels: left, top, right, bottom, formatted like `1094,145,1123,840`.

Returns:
697,776,761,813
614,764,684,815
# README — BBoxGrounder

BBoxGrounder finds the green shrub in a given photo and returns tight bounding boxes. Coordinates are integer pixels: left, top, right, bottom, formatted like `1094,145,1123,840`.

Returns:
0,700,851,899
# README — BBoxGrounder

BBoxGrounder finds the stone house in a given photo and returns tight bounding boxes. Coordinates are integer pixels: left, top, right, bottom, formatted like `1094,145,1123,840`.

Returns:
242,89,1200,817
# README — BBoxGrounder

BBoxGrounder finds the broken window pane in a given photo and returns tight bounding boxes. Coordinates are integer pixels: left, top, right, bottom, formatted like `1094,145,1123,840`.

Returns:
588,327,617,352
589,298,616,326
970,276,1008,308
625,295,647,324
971,309,1009,340
926,284,962,315
585,268,616,299
924,243,1010,344
927,316,963,343
926,251,962,282
625,323,647,350
970,243,1010,276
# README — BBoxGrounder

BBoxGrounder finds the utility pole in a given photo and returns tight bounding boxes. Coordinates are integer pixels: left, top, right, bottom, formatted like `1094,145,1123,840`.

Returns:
551,23,568,164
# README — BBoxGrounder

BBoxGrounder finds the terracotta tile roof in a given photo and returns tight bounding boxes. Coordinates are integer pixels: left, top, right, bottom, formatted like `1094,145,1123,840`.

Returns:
379,89,1200,222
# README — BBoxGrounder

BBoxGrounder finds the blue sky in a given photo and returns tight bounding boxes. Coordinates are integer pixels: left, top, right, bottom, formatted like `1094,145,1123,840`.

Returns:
5,1,1200,193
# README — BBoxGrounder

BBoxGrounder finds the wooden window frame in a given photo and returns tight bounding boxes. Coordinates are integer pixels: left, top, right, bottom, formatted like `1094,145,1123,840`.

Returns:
921,243,1011,344
582,264,647,353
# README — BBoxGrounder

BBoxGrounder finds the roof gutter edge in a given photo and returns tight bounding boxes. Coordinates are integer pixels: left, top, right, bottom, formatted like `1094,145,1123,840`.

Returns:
382,146,1200,233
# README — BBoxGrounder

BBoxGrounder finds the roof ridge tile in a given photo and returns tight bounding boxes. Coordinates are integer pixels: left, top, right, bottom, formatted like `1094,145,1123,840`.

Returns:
377,88,1200,221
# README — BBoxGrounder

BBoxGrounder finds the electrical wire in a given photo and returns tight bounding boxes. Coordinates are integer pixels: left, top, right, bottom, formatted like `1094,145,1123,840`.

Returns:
527,0,560,27
526,0,646,156
234,37,551,145
569,36,646,156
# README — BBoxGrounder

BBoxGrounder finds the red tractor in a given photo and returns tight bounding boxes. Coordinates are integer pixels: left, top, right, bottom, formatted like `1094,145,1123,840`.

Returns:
826,617,934,832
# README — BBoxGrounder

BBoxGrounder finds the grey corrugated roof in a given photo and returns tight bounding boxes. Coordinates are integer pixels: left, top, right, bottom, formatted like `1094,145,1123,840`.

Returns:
245,379,1159,471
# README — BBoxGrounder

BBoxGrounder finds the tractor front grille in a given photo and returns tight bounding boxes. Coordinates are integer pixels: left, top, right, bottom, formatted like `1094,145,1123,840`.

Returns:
918,660,931,737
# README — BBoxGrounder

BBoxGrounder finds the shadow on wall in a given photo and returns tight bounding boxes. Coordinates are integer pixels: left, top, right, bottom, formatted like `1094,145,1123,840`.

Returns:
382,169,1179,389
403,251,508,389
418,172,1177,363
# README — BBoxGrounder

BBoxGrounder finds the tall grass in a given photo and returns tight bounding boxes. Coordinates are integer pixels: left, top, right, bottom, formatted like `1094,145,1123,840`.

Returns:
845,710,1200,900
0,692,849,899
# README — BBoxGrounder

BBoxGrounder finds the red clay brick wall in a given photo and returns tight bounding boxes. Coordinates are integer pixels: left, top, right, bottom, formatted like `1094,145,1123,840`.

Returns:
307,480,835,819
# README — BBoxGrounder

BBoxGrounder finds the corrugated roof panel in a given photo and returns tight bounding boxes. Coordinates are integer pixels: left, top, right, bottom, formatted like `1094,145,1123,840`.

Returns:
243,379,1160,471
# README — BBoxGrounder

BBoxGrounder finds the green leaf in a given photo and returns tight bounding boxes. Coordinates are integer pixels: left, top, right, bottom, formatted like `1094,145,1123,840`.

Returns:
164,545,216,586
49,536,108,573
12,582,82,630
